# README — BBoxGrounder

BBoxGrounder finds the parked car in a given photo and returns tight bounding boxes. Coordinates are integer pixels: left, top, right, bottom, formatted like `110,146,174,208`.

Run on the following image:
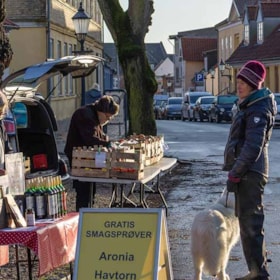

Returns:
2,55,103,182
208,94,238,123
153,94,168,119
165,97,183,120
274,93,280,127
231,99,238,121
193,96,215,122
157,100,167,119
181,91,212,121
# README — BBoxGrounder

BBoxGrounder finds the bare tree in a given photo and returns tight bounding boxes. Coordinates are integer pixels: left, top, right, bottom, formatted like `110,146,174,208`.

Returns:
0,0,13,82
98,0,158,135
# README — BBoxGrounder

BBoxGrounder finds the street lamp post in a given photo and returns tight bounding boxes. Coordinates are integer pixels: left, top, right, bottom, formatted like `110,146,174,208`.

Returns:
72,2,91,106
201,69,207,92
167,81,172,97
210,68,215,95
219,59,232,94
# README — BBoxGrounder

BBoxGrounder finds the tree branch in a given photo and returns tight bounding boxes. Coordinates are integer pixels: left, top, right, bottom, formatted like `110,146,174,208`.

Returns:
127,0,154,39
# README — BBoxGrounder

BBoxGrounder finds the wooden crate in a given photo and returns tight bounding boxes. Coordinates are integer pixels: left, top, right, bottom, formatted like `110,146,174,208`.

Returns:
121,140,145,151
110,150,145,180
71,147,110,178
120,134,164,167
144,136,164,166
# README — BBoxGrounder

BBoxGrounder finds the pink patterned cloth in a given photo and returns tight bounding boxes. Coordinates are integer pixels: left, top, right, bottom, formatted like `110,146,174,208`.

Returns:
0,245,9,266
0,212,79,276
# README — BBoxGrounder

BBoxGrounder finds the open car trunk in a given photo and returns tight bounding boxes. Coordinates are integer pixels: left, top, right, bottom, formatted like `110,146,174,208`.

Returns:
10,97,59,178
1,55,103,182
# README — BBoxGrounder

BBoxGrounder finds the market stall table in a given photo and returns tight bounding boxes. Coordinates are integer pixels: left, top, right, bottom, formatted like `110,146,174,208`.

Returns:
71,157,177,214
0,212,79,280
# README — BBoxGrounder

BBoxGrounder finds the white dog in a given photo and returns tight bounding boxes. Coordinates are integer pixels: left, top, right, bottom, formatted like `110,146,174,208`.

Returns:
191,188,240,280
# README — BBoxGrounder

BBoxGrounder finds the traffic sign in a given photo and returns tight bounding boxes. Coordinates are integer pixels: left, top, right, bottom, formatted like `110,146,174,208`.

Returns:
195,73,204,82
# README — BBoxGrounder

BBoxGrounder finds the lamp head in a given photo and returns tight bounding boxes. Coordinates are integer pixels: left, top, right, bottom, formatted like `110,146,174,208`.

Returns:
72,2,91,42
219,59,226,73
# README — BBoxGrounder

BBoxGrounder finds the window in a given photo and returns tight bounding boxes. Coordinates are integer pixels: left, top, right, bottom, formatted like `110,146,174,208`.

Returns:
12,103,28,128
49,38,54,95
49,38,54,59
257,21,263,44
64,42,67,56
234,33,240,49
56,41,62,96
90,0,95,19
68,44,74,95
57,40,62,58
244,24,249,45
64,43,69,95
229,36,232,50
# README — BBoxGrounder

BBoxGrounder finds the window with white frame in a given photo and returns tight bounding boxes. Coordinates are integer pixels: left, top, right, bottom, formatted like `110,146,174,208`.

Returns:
244,24,249,45
225,37,228,57
57,40,62,96
49,38,54,59
257,21,263,43
64,43,69,96
68,44,73,95
49,38,55,96
90,0,95,19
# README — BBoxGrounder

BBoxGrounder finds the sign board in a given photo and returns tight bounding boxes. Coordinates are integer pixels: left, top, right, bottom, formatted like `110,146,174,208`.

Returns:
195,73,204,82
4,153,25,195
73,208,173,280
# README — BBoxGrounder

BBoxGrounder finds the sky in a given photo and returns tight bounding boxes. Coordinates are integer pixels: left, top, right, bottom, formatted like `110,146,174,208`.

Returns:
104,0,232,54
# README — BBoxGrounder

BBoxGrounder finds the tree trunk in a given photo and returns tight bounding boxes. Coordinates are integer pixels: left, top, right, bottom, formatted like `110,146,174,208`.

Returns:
0,0,13,82
98,0,158,136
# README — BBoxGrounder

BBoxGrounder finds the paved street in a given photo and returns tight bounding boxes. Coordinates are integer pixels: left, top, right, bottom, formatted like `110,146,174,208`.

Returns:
157,120,280,280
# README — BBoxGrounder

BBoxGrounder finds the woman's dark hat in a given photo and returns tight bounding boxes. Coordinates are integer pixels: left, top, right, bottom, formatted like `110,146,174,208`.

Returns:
95,95,119,115
237,60,266,89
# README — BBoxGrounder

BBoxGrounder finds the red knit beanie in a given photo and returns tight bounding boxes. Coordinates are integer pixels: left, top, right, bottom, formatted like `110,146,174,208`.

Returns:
236,60,266,89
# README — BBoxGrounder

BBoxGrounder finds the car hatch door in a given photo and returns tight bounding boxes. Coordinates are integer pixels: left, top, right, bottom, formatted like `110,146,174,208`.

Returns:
1,55,104,100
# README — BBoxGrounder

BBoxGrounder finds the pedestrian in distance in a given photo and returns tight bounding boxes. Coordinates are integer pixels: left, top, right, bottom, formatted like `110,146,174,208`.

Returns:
223,60,276,280
64,95,120,211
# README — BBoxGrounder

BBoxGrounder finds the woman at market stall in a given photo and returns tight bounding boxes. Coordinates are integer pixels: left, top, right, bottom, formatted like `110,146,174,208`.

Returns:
64,95,120,211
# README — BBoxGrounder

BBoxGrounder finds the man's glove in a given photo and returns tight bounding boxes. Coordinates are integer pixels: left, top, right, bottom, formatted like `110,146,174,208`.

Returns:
226,172,240,193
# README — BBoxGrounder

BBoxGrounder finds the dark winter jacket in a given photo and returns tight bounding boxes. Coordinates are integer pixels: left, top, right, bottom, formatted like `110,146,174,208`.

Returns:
223,88,276,178
64,104,110,166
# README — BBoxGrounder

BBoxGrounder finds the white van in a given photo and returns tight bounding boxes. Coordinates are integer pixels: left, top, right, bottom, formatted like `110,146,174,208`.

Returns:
181,91,212,121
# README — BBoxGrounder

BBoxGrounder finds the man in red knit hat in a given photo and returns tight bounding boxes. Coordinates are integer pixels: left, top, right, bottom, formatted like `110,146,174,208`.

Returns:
224,60,276,280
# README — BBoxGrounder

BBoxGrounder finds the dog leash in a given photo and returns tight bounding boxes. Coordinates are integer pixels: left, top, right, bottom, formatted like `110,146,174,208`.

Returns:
225,191,229,208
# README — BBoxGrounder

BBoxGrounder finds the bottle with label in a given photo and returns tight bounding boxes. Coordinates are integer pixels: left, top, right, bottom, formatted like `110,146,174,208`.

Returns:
24,180,35,212
25,208,35,226
45,177,56,219
58,176,67,216
53,176,62,218
34,178,46,219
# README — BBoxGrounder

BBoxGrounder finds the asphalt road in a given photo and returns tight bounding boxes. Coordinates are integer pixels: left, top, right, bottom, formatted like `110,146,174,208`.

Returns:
156,119,280,280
